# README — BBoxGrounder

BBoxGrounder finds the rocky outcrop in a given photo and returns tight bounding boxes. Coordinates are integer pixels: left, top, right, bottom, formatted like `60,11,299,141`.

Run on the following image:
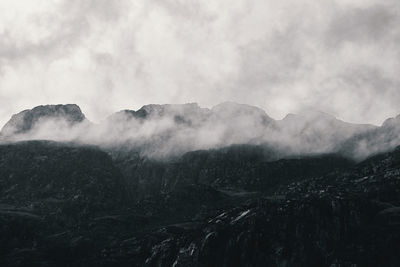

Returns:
0,104,87,138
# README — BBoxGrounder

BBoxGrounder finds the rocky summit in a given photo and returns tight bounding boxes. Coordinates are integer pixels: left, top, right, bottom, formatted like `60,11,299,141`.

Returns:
1,104,400,266
1,104,86,138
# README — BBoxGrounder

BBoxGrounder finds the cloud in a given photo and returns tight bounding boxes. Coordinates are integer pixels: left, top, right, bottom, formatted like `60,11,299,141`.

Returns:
0,0,400,127
4,101,391,162
326,4,398,45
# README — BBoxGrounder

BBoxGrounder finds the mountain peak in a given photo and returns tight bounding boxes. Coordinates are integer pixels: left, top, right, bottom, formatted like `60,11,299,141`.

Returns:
382,114,400,128
107,103,211,129
1,104,86,137
297,110,337,120
212,102,272,119
138,103,203,116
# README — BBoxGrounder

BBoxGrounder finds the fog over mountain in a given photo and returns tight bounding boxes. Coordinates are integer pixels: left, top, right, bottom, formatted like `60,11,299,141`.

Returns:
3,103,400,160
2,1,400,265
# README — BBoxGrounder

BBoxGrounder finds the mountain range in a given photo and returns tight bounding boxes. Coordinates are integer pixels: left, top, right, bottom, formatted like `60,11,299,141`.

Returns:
1,103,400,266
1,103,397,160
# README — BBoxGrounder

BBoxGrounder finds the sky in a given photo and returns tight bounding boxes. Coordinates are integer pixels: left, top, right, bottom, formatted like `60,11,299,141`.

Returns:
0,0,399,127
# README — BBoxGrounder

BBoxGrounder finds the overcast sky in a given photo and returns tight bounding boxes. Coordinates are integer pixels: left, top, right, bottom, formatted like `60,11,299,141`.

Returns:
0,0,399,127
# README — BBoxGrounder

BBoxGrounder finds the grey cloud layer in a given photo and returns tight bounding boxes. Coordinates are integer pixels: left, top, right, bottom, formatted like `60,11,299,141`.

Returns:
0,0,399,127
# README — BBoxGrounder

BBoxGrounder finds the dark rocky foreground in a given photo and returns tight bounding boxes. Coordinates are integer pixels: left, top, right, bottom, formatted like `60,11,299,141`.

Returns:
1,141,400,266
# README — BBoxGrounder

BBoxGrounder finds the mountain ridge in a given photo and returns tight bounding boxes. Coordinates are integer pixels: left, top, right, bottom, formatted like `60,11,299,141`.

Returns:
0,103,399,160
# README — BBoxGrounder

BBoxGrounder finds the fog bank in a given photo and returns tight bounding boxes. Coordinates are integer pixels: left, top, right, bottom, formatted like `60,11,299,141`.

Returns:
4,103,397,161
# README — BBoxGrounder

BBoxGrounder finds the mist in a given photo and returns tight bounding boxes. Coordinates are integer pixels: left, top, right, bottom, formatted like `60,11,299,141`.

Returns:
4,102,399,161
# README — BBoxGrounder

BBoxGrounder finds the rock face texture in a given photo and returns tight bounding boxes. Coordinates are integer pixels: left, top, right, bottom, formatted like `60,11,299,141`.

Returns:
1,104,86,138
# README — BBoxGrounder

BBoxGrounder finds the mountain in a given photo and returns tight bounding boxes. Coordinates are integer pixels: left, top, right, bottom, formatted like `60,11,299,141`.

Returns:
2,103,400,160
101,144,400,267
211,102,275,126
340,114,400,160
0,141,127,205
99,102,277,157
0,141,132,266
1,103,400,265
0,104,87,140
108,103,211,124
277,110,376,154
0,140,356,266
1,139,400,265
109,144,353,199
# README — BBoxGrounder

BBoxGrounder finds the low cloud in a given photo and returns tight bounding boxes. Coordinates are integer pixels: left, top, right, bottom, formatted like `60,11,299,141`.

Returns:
1,103,388,160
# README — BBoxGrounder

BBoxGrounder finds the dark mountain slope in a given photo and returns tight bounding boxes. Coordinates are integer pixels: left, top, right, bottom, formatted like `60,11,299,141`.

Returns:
0,140,358,266
110,144,353,198
2,103,400,266
1,140,400,266
0,141,132,266
100,145,400,267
